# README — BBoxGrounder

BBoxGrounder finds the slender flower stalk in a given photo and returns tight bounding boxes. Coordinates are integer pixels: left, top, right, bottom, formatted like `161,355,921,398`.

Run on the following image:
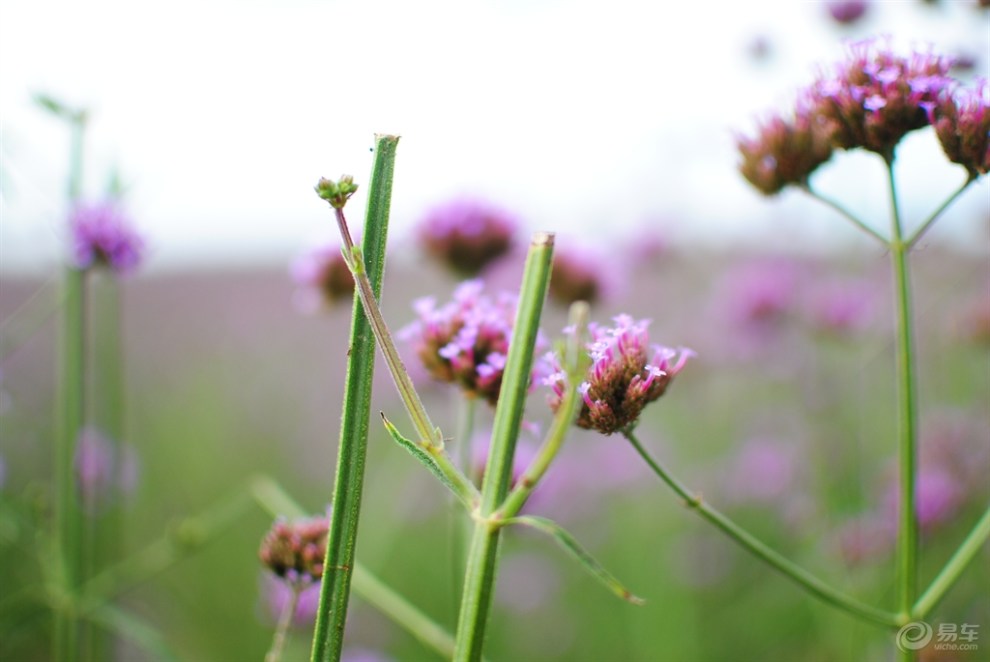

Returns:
454,232,555,662
885,157,919,633
266,585,300,662
801,184,888,245
624,430,901,629
913,505,990,618
310,136,398,662
906,174,976,248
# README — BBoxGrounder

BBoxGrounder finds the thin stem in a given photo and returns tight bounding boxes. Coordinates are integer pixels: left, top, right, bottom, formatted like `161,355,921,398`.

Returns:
311,135,398,662
885,157,918,628
454,232,555,662
266,584,300,662
450,395,477,616
906,174,976,249
624,430,901,629
913,505,990,619
497,302,589,520
802,184,888,246
54,266,86,662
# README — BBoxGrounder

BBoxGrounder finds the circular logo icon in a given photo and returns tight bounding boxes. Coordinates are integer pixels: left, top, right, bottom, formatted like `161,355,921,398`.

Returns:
896,622,933,652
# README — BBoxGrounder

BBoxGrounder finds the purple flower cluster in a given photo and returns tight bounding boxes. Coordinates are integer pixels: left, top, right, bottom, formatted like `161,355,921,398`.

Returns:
545,315,692,435
548,246,614,306
928,78,990,176
737,39,985,195
416,198,517,276
825,0,869,26
258,514,330,585
74,427,139,513
400,280,528,405
290,241,355,312
69,202,145,274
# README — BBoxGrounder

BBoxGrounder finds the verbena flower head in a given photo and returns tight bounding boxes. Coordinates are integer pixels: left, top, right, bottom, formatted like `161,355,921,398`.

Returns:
545,315,693,435
826,0,869,25
262,574,321,627
928,78,990,176
548,246,612,306
417,198,517,276
736,106,834,195
258,514,330,586
290,241,355,312
69,201,145,274
808,38,953,156
400,280,535,405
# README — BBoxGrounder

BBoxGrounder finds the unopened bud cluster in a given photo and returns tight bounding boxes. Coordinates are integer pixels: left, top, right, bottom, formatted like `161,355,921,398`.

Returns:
545,315,692,435
259,516,330,585
315,175,358,209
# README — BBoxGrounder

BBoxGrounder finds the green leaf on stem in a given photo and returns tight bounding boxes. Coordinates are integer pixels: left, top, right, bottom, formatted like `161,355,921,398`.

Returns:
503,515,645,606
381,414,472,508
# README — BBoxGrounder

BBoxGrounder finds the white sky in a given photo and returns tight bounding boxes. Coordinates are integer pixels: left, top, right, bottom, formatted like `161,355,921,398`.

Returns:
1,0,988,273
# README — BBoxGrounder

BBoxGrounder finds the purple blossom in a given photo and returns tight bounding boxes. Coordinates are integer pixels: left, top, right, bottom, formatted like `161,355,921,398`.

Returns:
69,202,145,274
290,240,355,312
547,245,619,306
258,513,330,585
803,278,877,336
74,427,139,513
261,573,321,628
725,437,799,504
883,467,965,532
826,1,869,26
545,315,692,435
736,106,834,196
928,78,990,176
416,198,518,276
400,279,541,405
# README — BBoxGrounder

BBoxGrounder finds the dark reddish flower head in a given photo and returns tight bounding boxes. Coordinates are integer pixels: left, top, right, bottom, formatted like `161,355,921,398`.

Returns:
417,198,518,276
928,78,990,176
290,241,355,312
69,202,145,274
259,515,330,586
545,315,692,435
826,0,869,25
737,105,835,196
548,246,612,306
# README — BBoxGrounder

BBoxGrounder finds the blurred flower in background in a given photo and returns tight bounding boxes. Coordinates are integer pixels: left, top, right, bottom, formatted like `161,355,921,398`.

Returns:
416,198,518,277
290,240,355,313
68,201,145,274
258,513,330,586
547,244,621,307
825,0,870,26
73,426,139,513
260,573,322,628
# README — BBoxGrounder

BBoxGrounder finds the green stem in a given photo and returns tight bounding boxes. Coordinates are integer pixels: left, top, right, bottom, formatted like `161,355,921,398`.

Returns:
906,174,976,249
454,232,555,662
310,135,398,662
450,396,477,617
885,157,918,629
624,430,900,629
252,476,457,659
802,184,888,246
266,584,300,662
54,266,86,662
497,302,589,520
913,505,990,618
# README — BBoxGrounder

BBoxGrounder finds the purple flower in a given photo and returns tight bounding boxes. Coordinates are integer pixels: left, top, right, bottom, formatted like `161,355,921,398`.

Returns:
545,315,692,435
736,106,834,196
547,245,617,306
400,279,540,405
826,0,869,25
74,427,139,513
258,513,330,585
416,198,518,276
928,78,990,176
803,278,877,336
261,573,321,628
808,39,953,156
726,437,799,504
883,467,965,531
69,202,145,274
290,240,355,312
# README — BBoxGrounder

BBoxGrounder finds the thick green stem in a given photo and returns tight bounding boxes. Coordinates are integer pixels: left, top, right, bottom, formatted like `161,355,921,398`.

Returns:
913,505,990,619
54,265,86,662
310,135,398,662
497,302,589,520
624,430,900,629
454,232,555,662
886,158,918,630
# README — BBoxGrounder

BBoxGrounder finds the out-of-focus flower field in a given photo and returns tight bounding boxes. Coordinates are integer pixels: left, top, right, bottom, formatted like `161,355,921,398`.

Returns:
2,234,987,660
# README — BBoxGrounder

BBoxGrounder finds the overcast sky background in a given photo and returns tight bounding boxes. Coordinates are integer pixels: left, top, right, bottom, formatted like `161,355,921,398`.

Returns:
1,0,987,274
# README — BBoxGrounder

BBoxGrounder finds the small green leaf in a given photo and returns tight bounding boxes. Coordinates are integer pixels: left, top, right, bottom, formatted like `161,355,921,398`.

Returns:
381,413,459,496
504,515,645,605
